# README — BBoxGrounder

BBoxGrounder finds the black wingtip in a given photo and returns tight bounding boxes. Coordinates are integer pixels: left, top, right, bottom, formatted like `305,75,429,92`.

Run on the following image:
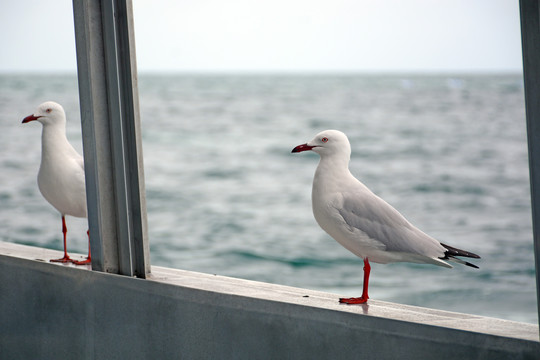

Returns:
462,260,479,269
439,242,480,269
440,243,481,259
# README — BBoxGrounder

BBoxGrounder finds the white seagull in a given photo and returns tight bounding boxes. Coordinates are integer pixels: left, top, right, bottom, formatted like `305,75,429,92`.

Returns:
23,101,91,265
292,129,480,304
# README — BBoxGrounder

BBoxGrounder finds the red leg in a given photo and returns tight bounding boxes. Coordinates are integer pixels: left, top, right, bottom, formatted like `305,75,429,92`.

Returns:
72,230,92,265
339,258,371,304
50,215,73,263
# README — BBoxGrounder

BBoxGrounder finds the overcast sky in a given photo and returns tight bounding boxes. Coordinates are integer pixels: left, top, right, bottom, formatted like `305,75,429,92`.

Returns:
0,0,523,73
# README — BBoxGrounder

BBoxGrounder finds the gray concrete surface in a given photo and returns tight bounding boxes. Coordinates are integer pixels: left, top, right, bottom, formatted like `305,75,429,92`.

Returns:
1,241,538,359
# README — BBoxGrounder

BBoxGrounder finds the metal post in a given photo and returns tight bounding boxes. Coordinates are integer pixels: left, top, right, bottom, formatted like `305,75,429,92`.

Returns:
519,0,540,334
72,0,150,277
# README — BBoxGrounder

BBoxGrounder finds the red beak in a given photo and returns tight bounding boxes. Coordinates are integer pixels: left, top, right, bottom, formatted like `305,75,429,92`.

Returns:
291,143,316,153
22,114,42,124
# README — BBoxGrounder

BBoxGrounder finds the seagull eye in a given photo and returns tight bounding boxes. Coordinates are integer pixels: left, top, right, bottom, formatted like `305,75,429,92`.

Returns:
45,108,52,113
321,137,329,143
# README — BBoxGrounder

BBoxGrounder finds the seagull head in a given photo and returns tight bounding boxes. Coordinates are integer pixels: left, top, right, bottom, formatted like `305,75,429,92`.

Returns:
22,101,66,127
292,129,351,159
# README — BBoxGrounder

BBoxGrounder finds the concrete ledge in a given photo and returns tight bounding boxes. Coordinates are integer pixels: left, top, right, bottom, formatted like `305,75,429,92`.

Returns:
1,241,539,359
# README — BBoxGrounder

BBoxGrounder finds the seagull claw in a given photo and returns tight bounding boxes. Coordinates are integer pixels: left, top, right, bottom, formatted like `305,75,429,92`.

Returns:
339,296,369,304
72,258,91,266
50,255,74,263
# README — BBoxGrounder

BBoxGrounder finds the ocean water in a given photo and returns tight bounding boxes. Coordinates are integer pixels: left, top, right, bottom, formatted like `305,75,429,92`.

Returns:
0,73,536,324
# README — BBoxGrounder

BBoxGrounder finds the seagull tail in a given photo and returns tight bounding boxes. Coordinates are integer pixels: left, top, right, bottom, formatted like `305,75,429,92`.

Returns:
439,242,480,269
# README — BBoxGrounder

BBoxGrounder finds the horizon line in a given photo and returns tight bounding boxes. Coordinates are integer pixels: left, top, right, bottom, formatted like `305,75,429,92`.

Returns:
0,68,524,76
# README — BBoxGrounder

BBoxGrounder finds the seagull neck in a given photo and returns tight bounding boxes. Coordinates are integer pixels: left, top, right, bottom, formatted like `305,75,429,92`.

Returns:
41,123,69,152
315,154,352,178
320,152,350,168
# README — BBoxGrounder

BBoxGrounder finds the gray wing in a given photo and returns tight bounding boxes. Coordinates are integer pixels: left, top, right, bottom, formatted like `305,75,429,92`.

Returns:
338,190,445,258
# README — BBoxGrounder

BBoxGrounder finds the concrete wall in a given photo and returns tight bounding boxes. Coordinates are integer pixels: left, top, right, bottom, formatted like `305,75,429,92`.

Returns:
1,242,539,359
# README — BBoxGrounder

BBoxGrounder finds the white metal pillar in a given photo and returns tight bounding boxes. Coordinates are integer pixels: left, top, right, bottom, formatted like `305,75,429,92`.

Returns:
72,0,150,277
520,0,540,334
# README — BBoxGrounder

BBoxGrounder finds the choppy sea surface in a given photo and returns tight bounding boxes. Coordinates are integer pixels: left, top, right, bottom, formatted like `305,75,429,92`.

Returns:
0,73,536,324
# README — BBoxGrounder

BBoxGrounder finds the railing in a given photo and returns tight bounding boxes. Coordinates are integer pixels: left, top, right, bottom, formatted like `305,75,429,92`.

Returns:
0,241,538,359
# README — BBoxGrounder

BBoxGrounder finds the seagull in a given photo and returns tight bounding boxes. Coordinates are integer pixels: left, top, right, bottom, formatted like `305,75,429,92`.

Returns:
23,101,91,265
292,129,480,304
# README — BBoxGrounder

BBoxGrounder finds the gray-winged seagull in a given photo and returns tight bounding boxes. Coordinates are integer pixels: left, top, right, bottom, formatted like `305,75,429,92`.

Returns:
23,101,91,265
292,129,480,304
